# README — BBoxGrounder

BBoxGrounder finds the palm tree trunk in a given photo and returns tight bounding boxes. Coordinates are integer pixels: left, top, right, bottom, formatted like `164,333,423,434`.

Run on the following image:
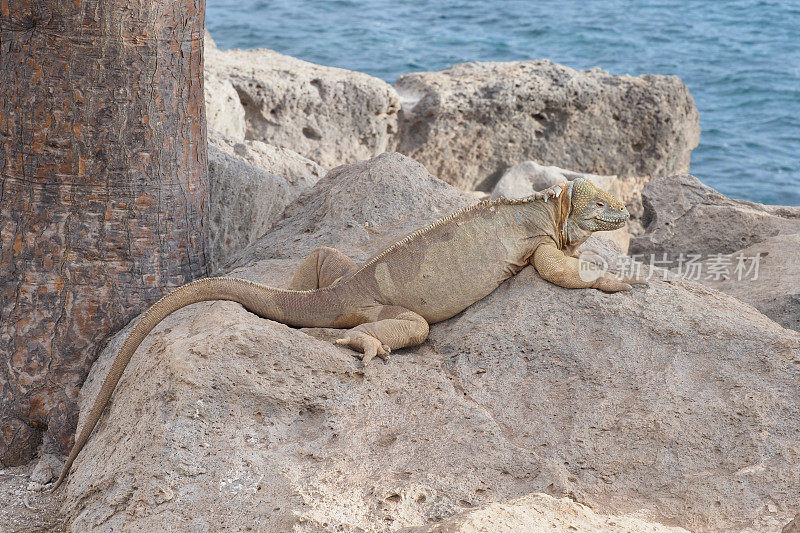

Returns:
0,0,208,465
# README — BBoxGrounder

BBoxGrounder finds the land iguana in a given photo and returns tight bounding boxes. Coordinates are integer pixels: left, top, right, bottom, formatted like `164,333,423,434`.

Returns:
51,177,643,490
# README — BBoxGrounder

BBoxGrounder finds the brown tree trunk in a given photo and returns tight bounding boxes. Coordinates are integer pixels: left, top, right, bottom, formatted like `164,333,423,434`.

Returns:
0,0,207,465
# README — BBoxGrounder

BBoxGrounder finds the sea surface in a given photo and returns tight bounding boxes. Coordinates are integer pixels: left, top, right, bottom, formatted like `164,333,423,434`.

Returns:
207,0,800,206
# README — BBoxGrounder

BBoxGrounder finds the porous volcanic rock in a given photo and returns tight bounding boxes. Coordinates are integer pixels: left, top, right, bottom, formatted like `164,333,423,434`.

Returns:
204,29,216,51
60,154,800,532
204,32,246,140
205,48,399,168
231,152,479,270
393,60,699,191
204,71,246,141
1,457,66,533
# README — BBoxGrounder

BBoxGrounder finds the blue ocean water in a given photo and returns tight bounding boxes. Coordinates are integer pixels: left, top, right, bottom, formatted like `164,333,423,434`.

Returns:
207,0,800,206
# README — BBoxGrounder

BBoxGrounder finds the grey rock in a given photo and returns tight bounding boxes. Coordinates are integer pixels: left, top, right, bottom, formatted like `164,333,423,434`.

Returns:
203,30,246,139
630,174,800,262
490,161,614,200
61,246,800,532
783,514,800,533
0,460,66,532
206,48,400,168
679,233,800,332
209,128,325,191
29,453,61,486
207,146,290,273
491,160,646,206
393,60,700,191
230,152,477,272
204,29,216,52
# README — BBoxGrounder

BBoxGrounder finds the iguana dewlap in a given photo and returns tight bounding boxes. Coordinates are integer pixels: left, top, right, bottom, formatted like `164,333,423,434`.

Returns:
52,177,642,490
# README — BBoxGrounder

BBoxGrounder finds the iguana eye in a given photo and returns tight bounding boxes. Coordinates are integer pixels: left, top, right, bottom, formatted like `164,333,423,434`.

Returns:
595,201,605,207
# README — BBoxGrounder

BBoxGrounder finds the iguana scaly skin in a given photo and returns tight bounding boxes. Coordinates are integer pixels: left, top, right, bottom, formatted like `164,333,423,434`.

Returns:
52,177,642,490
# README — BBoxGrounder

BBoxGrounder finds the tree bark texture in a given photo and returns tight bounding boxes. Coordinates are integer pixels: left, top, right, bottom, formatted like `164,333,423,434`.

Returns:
0,0,207,465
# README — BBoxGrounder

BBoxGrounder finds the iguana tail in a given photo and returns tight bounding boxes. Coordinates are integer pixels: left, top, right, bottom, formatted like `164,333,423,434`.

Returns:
51,276,344,491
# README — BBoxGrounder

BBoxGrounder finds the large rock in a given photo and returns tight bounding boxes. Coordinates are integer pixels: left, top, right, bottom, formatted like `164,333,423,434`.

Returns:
490,160,644,252
60,154,800,532
681,233,800,332
209,129,325,192
393,60,699,191
784,514,800,533
207,146,290,272
420,492,688,532
206,48,400,168
203,29,215,51
630,174,800,262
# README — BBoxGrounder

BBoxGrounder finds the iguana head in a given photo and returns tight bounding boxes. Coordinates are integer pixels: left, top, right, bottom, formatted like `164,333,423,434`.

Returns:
567,177,629,232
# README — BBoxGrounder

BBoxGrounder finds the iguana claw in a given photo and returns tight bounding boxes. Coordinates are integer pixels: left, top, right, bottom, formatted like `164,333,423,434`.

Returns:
335,333,390,363
533,180,567,202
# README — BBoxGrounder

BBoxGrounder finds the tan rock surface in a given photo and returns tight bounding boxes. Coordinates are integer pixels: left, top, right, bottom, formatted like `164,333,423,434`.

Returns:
205,70,246,141
231,153,477,268
1,457,66,532
206,47,399,168
418,492,689,532
204,29,216,51
207,132,325,273
393,60,699,191
784,514,800,533
209,129,325,192
204,31,247,140
207,146,289,273
59,154,800,532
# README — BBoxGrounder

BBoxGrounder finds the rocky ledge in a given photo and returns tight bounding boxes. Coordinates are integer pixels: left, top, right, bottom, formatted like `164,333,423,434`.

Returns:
50,154,799,532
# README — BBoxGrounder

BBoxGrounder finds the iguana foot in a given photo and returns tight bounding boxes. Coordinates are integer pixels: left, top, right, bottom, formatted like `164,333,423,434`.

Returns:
615,273,649,286
592,276,633,292
335,332,391,364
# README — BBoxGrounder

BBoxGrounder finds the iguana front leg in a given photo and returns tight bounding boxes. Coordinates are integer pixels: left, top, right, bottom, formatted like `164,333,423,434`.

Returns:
335,305,429,363
532,242,644,292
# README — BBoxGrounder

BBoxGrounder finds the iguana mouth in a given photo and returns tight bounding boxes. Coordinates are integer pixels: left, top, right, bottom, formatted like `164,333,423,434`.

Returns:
590,208,629,230
597,212,629,223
